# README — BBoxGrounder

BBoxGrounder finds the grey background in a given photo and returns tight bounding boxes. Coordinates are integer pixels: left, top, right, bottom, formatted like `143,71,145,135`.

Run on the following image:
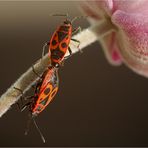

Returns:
0,1,148,146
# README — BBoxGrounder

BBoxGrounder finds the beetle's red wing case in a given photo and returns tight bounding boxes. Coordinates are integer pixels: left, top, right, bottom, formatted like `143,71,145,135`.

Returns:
32,68,59,115
49,23,72,66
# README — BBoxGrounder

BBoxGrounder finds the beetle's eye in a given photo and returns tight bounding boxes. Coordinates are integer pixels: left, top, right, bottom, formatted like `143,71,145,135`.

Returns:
64,21,68,24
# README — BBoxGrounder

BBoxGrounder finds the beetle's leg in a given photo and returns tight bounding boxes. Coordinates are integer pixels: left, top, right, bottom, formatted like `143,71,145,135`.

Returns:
13,87,24,96
16,102,21,111
31,65,42,80
60,61,65,67
64,47,72,60
21,101,32,112
71,26,81,50
13,87,28,111
47,65,53,70
31,83,37,90
71,38,82,53
13,87,24,108
13,87,34,111
42,41,50,58
24,95,34,101
68,46,72,55
72,26,81,35
71,38,80,48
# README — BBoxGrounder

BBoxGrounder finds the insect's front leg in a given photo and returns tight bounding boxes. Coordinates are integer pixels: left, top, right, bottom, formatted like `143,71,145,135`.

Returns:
72,26,81,35
42,41,50,58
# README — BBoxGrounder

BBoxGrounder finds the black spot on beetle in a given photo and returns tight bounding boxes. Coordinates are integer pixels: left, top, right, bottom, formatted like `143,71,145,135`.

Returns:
52,40,57,46
44,87,50,95
40,96,49,106
51,47,65,60
61,42,67,48
57,31,67,42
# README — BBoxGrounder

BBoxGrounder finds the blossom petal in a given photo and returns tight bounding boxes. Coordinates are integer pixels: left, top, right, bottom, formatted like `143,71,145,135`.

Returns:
112,10,148,60
112,10,148,76
81,0,148,77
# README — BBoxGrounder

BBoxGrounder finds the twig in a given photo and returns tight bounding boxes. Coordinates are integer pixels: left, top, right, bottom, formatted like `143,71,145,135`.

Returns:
0,20,113,117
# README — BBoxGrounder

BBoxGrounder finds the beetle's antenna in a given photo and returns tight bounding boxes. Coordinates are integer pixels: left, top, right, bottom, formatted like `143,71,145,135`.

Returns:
32,116,46,143
71,15,87,24
25,113,45,143
50,13,69,19
24,113,32,136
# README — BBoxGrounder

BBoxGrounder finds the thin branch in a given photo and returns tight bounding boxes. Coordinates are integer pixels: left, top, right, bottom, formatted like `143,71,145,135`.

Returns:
0,20,113,117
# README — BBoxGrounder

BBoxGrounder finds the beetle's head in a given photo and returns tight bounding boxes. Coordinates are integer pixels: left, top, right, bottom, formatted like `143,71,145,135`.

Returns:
63,19,71,25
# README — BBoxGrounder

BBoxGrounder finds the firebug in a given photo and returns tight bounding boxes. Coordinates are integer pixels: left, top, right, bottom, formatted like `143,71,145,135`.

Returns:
43,14,82,67
14,66,59,143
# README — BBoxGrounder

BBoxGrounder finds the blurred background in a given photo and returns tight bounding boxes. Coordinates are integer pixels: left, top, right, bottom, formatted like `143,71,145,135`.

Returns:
0,1,148,147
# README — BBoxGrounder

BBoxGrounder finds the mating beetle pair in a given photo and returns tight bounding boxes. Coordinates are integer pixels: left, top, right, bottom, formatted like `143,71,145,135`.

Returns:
32,14,81,119
15,14,82,143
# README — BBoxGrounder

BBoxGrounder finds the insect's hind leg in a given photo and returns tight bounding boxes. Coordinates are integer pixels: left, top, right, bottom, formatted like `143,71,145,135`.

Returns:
13,87,25,110
71,38,80,47
64,46,72,60
71,26,82,53
68,46,72,55
21,99,33,112
14,87,24,96
71,38,82,53
13,87,34,112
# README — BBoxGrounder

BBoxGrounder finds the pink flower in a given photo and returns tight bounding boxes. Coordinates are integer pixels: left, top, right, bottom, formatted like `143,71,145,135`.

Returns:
81,0,148,77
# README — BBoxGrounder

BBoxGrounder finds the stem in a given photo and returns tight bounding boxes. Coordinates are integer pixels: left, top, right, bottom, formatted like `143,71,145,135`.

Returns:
0,20,112,117
69,19,114,55
91,19,116,39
